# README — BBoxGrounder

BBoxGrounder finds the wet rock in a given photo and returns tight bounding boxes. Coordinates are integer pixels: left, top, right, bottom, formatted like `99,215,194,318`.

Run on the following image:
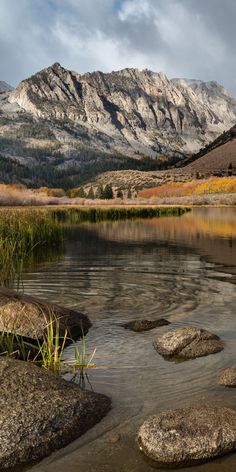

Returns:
219,367,236,386
123,318,170,332
0,357,111,469
0,287,91,341
138,406,236,467
153,326,224,360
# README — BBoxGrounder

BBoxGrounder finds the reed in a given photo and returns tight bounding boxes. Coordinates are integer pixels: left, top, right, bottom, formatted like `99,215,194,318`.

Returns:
33,317,68,372
49,206,189,225
0,209,63,285
0,313,96,384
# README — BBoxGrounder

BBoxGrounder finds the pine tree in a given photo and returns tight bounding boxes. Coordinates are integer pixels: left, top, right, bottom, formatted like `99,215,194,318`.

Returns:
127,187,132,199
103,184,114,199
117,188,123,199
96,185,104,199
87,186,95,199
77,187,86,198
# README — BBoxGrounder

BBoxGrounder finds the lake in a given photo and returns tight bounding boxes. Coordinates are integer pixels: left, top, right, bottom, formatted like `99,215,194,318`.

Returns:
22,207,236,472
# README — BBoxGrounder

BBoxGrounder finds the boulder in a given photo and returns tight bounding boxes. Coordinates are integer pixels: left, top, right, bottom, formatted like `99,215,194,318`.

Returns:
219,367,236,386
138,406,236,467
123,318,170,332
0,357,111,469
153,326,224,360
0,287,91,341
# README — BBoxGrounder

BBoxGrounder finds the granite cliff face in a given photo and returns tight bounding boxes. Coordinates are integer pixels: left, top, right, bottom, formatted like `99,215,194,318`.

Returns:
8,63,236,159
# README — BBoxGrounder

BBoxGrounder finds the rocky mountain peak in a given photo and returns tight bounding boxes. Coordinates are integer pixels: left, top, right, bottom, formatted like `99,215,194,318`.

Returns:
7,63,236,158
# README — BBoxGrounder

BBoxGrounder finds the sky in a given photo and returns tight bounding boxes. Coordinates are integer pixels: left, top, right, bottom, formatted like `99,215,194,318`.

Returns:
1,0,236,96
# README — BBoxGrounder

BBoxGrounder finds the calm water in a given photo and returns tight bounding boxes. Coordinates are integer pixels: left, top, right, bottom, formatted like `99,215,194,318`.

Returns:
23,207,236,472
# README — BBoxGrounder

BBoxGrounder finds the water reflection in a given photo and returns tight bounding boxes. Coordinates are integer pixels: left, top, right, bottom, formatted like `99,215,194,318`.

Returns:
20,208,236,472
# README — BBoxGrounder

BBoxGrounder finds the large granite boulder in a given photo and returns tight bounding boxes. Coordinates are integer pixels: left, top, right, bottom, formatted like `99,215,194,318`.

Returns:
0,288,91,341
153,326,224,360
138,406,236,467
219,367,236,387
123,318,170,332
0,358,111,469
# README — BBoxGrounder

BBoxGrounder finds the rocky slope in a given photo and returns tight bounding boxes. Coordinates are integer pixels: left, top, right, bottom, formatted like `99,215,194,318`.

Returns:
1,63,236,187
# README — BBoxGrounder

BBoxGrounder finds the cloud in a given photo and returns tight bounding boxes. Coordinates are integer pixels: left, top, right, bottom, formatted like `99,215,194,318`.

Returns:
0,0,236,96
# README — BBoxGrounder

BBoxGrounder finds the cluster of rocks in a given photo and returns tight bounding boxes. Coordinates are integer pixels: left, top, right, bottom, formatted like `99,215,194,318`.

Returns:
0,288,110,469
129,319,236,467
1,289,235,470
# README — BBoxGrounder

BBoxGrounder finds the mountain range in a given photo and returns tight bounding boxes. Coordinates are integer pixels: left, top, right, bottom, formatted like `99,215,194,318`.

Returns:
0,63,236,188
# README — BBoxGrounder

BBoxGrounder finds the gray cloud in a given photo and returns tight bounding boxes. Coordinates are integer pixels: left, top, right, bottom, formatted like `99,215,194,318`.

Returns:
0,0,236,96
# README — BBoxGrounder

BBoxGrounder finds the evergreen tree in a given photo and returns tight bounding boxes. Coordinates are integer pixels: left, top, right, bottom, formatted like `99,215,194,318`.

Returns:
103,184,114,199
96,185,104,199
87,186,95,199
117,188,123,199
77,186,86,198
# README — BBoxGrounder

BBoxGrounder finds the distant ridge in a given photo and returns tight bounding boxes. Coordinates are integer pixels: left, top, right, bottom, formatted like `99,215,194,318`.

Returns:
0,81,13,93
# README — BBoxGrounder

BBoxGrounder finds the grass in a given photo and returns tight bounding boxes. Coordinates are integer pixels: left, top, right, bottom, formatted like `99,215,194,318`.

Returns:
0,209,63,285
49,206,190,224
33,317,68,372
0,314,96,383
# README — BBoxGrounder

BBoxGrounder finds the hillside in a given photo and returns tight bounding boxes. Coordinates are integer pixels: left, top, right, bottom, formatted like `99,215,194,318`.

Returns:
182,125,236,175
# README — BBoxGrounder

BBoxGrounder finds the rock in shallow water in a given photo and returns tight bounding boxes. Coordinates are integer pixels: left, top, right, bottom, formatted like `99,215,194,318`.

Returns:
219,367,236,386
0,358,111,469
0,287,91,340
123,318,170,332
138,406,236,467
153,326,224,360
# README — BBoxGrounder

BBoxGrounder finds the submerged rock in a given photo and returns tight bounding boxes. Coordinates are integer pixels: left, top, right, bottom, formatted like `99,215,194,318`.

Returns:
153,326,224,360
0,287,91,341
219,367,236,386
123,318,170,332
0,358,111,469
138,406,236,467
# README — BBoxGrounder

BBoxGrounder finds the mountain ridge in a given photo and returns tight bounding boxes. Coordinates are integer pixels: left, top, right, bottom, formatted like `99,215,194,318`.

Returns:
7,63,236,159
0,63,236,188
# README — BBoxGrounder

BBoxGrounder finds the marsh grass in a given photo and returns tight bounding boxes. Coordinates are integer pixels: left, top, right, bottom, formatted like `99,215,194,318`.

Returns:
33,317,68,372
0,209,63,285
50,206,189,225
0,326,35,361
0,312,96,385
